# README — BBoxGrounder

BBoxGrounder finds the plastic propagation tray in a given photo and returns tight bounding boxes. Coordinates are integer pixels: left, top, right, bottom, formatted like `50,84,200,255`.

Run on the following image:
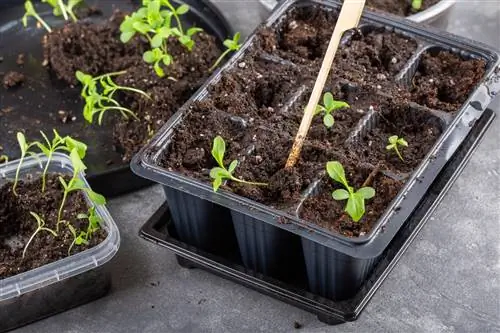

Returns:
0,153,120,332
140,108,496,325
132,0,500,302
0,0,232,197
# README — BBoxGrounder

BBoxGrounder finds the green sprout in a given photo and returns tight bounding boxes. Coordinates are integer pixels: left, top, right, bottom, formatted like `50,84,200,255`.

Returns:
76,70,150,125
57,149,106,230
209,136,267,192
0,155,8,164
326,161,375,222
314,93,350,128
34,130,87,192
120,0,203,77
411,0,422,11
68,206,102,255
209,32,242,72
22,212,58,258
22,0,83,33
386,135,408,161
13,133,39,196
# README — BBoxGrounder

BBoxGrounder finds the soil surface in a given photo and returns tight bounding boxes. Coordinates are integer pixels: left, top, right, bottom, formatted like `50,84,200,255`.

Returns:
44,11,221,161
3,71,25,88
158,5,488,237
0,174,107,279
365,0,440,16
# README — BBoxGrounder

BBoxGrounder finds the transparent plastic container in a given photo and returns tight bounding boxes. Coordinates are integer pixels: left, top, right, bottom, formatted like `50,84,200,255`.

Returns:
0,153,120,332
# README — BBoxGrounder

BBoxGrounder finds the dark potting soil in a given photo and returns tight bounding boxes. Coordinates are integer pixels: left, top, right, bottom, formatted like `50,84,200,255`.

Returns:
159,6,487,237
0,174,106,279
411,50,487,112
43,11,221,161
3,71,25,88
364,0,440,17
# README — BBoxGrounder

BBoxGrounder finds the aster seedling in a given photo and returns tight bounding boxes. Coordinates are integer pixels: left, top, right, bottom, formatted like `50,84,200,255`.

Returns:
120,0,203,77
22,0,83,33
68,206,102,255
76,70,150,125
57,149,106,230
22,212,58,258
210,136,267,192
386,135,408,161
314,92,350,128
411,0,422,11
209,32,242,72
13,133,39,196
327,161,375,222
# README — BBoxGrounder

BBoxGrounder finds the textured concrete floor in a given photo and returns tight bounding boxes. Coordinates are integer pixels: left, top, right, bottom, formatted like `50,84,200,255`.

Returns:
13,1,500,332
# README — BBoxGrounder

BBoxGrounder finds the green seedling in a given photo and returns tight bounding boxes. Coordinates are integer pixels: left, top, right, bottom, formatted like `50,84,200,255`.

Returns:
34,130,87,192
411,0,422,11
314,93,350,128
68,206,102,255
326,161,375,222
209,32,242,72
210,136,267,192
22,1,53,33
76,70,150,125
120,0,203,77
22,212,58,258
13,133,39,196
386,135,408,161
0,155,8,164
57,149,106,230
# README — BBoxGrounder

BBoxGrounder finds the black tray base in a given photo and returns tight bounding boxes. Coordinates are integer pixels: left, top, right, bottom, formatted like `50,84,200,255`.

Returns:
139,108,496,325
0,0,232,198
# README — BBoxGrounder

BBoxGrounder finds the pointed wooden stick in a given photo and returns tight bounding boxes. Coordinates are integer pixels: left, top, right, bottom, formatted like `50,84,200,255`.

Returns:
285,0,366,168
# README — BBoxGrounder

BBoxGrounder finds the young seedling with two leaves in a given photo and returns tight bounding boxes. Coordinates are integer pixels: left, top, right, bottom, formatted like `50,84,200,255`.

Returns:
209,136,267,192
57,149,106,230
327,161,375,222
314,92,350,128
22,0,83,33
386,135,408,161
76,70,150,125
120,0,203,77
22,212,58,258
209,32,242,72
67,206,102,255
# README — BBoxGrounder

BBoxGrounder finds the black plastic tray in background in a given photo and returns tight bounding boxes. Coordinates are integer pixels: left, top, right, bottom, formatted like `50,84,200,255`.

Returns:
139,108,496,325
0,0,232,197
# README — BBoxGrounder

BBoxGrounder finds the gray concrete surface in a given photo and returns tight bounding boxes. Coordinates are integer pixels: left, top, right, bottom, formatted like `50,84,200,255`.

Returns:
14,1,500,332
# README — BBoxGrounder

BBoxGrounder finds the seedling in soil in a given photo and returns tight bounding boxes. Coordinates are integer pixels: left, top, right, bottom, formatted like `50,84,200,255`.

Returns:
76,70,150,125
22,212,58,259
210,136,267,192
34,130,87,192
22,0,83,32
57,149,106,230
326,161,375,222
386,135,408,161
209,32,242,72
411,0,422,11
13,133,39,196
68,206,102,254
314,92,350,128
120,0,203,77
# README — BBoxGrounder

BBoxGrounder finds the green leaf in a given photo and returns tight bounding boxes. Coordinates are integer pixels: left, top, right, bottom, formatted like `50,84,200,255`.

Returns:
24,0,35,14
223,39,236,50
86,189,106,206
388,135,398,145
132,21,152,34
70,149,87,174
17,132,27,154
233,32,241,43
162,54,172,66
34,142,50,157
77,213,88,219
22,14,28,27
65,137,87,159
323,114,334,128
326,161,348,187
357,187,375,200
58,176,68,190
67,224,77,238
176,4,189,15
228,160,238,173
323,92,334,110
314,105,325,115
151,33,164,48
211,136,226,167
143,50,156,63
345,194,365,222
209,167,231,180
398,138,409,147
386,144,395,151
120,31,136,43
153,61,165,77
332,189,350,201
212,176,222,192
147,0,161,15
187,27,203,36
330,100,350,111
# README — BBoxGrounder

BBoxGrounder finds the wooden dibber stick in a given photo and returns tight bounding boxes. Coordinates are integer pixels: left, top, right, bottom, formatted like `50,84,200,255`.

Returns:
285,0,367,168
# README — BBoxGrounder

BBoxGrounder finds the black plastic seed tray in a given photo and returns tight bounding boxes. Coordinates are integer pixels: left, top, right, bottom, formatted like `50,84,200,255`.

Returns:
140,107,496,325
0,0,232,197
132,0,500,302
